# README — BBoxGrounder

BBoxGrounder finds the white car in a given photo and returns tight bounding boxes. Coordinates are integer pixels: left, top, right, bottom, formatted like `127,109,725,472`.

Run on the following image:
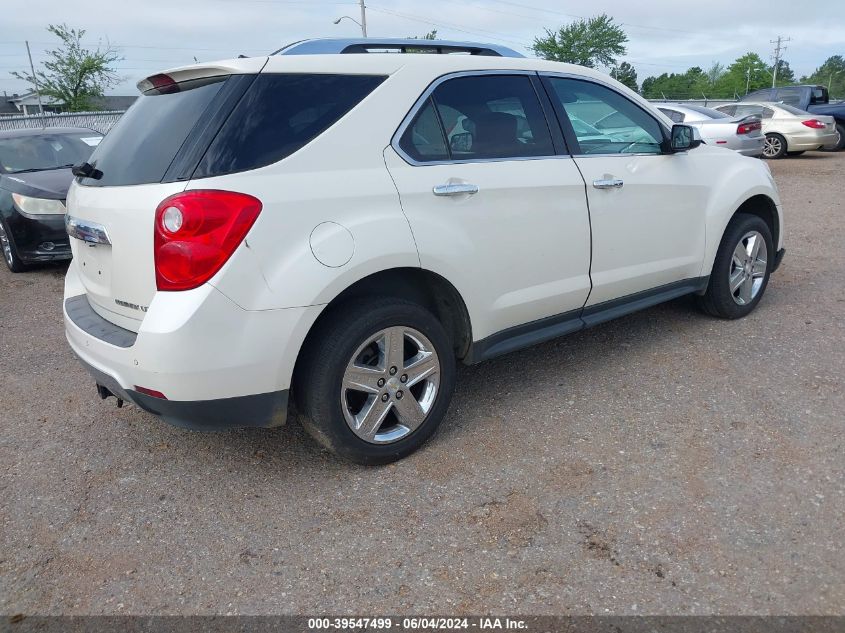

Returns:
715,101,839,158
63,38,785,464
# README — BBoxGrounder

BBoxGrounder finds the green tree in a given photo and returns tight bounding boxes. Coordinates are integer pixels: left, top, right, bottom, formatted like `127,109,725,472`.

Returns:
408,29,437,40
640,66,709,99
706,61,726,86
532,14,627,68
11,24,121,112
773,59,795,86
715,52,770,96
611,61,638,91
802,55,845,98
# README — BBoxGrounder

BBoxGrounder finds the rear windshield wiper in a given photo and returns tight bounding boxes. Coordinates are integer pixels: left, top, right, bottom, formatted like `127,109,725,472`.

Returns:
71,162,103,180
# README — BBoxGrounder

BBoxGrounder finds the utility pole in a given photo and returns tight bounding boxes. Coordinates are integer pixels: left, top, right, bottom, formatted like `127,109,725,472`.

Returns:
25,40,46,127
359,0,368,37
746,66,751,94
770,35,791,88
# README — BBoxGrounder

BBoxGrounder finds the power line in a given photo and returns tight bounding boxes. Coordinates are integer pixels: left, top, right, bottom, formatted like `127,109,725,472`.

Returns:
770,35,791,88
366,5,530,47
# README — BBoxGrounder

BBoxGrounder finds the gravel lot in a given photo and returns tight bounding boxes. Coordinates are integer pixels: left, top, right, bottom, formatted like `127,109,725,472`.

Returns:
1,152,843,616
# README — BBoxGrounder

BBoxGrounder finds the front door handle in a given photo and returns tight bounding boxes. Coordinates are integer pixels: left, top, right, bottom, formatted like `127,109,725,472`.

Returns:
433,183,479,196
593,178,624,189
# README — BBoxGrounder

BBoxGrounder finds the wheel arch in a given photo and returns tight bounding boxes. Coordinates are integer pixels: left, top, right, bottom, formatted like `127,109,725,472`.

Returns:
291,267,473,391
704,191,780,279
734,194,780,248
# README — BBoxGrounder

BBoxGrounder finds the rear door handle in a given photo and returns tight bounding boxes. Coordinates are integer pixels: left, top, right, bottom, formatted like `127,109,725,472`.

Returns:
593,178,624,189
433,183,479,196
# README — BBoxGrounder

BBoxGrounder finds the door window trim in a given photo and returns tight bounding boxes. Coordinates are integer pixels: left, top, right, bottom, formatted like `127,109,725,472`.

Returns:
538,72,673,158
391,69,569,166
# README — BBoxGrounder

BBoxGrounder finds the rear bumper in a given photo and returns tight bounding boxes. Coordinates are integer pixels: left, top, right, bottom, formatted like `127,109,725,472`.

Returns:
63,260,322,430
731,135,765,157
787,131,839,152
76,355,289,430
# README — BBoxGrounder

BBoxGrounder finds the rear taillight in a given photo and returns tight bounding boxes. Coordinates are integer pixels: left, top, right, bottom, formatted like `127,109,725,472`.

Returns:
154,190,262,291
737,120,761,135
801,119,826,129
138,73,179,94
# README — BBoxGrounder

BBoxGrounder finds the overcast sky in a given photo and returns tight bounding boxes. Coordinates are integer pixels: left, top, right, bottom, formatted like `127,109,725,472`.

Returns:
2,0,843,97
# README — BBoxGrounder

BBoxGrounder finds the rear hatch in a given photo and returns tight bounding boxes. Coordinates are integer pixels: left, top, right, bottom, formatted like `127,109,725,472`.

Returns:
67,59,267,331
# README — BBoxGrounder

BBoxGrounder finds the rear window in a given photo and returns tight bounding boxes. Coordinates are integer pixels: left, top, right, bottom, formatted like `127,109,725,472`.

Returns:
683,104,729,119
194,74,385,179
778,103,810,116
79,76,227,187
79,73,385,187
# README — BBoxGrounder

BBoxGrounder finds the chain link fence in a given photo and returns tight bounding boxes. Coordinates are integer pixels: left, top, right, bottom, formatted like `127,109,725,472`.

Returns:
0,110,125,134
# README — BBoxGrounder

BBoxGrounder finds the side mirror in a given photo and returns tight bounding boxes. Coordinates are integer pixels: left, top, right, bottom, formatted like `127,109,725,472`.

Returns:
668,124,702,152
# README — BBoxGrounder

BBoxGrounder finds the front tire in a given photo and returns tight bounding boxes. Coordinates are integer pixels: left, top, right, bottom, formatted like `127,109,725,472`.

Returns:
698,213,773,319
0,219,28,273
296,298,456,465
762,133,787,159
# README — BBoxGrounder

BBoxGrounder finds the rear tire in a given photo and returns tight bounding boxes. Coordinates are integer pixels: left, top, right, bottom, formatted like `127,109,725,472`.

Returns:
698,213,773,319
295,297,456,465
0,219,28,273
762,133,787,159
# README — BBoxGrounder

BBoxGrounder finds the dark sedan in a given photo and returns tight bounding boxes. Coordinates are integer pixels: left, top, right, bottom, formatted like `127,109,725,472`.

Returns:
0,127,102,272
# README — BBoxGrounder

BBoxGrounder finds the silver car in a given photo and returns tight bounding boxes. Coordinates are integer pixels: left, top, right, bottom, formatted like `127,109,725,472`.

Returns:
657,103,764,157
715,102,839,159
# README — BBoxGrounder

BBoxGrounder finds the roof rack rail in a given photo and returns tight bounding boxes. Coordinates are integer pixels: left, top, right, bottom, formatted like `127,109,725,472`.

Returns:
272,38,523,58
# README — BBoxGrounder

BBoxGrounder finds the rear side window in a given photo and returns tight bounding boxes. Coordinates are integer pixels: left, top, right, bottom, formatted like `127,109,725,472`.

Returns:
775,87,802,107
194,74,386,178
79,77,227,187
399,74,554,163
78,73,385,187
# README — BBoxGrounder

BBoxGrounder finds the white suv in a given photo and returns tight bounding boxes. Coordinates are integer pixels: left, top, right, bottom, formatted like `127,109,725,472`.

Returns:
63,39,785,464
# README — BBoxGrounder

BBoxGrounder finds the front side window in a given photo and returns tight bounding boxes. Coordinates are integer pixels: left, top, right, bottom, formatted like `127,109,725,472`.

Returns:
544,77,664,155
398,74,554,162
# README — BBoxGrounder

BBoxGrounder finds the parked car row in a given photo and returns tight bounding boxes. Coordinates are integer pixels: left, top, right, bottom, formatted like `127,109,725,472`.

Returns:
657,99,840,159
657,103,765,156
741,84,845,152
715,102,838,158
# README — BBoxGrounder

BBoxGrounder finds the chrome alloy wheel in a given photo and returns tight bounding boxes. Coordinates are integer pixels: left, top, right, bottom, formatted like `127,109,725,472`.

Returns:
0,222,13,268
729,230,768,306
763,135,782,158
341,326,440,444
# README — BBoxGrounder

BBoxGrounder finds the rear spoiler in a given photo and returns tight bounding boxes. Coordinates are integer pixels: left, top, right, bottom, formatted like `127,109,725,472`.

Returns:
136,58,268,93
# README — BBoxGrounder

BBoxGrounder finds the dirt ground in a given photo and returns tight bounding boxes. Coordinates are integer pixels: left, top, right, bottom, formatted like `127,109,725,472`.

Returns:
1,152,843,615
